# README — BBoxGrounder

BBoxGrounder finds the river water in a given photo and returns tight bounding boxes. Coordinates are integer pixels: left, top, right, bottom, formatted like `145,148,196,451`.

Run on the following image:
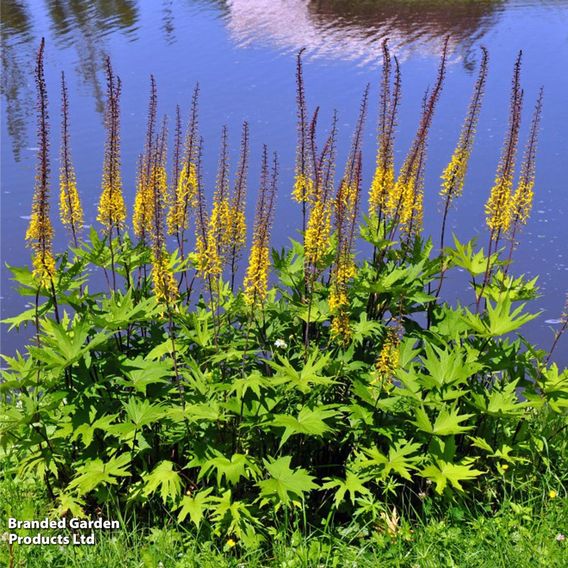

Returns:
1,0,567,363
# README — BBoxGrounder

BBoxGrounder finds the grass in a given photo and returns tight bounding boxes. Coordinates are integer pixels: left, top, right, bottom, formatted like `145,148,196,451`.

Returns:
1,475,566,567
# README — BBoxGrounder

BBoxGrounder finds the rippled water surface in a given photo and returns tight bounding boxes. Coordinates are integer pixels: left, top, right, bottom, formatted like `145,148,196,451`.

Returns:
2,0,568,362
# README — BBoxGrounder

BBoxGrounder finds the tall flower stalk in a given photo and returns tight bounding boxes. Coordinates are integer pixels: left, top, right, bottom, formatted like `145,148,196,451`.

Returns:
330,87,369,343
59,71,83,248
388,37,449,241
168,85,200,258
197,126,232,281
478,51,524,307
26,38,59,321
97,56,125,290
292,48,315,231
435,47,488,297
228,121,250,291
439,47,488,251
369,39,400,231
150,117,178,305
243,147,278,307
304,112,337,279
133,75,158,243
506,87,544,267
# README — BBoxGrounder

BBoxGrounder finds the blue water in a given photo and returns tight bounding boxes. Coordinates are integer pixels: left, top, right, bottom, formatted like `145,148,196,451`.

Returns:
1,0,567,363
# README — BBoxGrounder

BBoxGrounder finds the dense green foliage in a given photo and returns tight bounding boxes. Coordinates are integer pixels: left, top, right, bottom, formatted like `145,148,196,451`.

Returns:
1,221,566,557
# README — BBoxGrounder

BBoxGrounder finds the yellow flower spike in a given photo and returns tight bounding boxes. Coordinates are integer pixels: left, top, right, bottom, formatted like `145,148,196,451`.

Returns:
485,51,523,238
485,175,514,234
292,172,315,204
59,71,83,245
97,57,126,233
243,243,270,305
243,147,278,306
440,48,488,208
151,249,179,305
369,164,395,215
375,330,400,378
167,162,198,234
509,88,543,233
330,310,351,343
369,39,399,218
304,197,331,268
27,39,57,288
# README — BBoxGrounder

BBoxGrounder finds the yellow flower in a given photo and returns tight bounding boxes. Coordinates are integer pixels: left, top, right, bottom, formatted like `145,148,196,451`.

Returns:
440,146,468,202
549,490,558,499
167,161,198,234
330,310,351,343
369,164,395,216
59,71,83,242
292,172,314,203
97,58,125,232
31,248,57,289
59,172,83,234
375,331,400,378
304,197,331,268
501,463,509,471
243,243,270,305
151,249,179,305
27,38,56,288
226,538,236,548
485,175,513,233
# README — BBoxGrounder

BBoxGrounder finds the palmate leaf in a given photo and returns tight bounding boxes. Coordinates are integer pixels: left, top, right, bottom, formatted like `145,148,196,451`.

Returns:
257,456,318,505
471,379,528,416
200,452,259,486
68,454,131,495
29,317,107,372
122,399,166,429
208,490,258,539
448,236,491,276
177,488,214,526
116,357,171,394
71,412,118,447
412,405,474,436
322,471,371,507
534,364,568,412
142,460,182,504
420,458,483,494
54,493,86,519
270,405,340,447
229,370,269,400
357,440,422,481
264,352,334,393
95,289,159,330
166,401,223,423
419,343,482,389
462,299,539,338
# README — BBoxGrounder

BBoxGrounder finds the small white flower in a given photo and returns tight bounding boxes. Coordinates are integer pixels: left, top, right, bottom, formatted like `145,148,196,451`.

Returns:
556,533,565,542
274,339,287,349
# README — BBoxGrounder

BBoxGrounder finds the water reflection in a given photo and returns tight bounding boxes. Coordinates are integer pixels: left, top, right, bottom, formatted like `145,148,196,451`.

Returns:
225,0,503,66
1,0,139,161
1,1,35,162
1,0,510,161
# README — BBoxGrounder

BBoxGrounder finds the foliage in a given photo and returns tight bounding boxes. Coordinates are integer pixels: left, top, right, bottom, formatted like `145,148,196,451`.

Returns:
1,223,567,551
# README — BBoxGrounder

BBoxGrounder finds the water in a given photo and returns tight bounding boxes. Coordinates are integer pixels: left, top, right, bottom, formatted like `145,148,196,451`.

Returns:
1,0,567,364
